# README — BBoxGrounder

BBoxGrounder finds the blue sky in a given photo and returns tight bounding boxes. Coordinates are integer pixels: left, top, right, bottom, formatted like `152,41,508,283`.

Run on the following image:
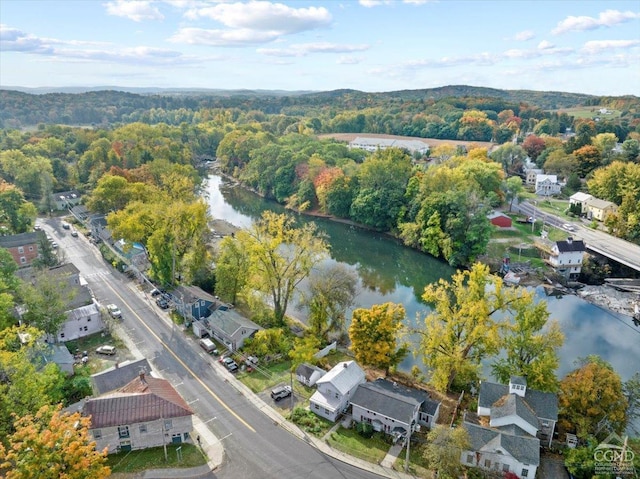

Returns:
1,0,639,95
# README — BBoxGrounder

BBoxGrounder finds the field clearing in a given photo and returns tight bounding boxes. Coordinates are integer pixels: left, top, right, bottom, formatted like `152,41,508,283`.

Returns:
319,133,495,150
550,106,621,119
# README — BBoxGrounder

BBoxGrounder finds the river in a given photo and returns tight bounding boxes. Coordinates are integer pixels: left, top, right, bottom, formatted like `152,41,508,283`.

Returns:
204,174,640,383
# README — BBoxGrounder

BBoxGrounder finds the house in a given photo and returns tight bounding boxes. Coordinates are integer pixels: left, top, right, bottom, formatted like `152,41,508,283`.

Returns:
35,343,75,376
309,360,366,422
545,237,586,279
173,285,219,322
295,363,326,387
535,174,561,196
92,358,152,395
88,215,111,244
21,263,105,342
569,192,594,214
69,205,90,224
192,307,261,352
83,371,194,453
51,190,81,211
461,412,540,479
586,198,617,222
0,232,40,268
461,376,558,478
477,376,558,447
350,378,441,440
524,168,543,186
487,211,512,228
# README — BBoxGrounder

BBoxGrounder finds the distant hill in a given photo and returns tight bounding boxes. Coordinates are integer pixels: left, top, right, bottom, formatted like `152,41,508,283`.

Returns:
0,85,637,128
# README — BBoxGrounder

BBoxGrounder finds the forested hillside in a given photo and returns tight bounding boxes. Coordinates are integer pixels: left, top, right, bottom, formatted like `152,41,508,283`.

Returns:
2,86,638,130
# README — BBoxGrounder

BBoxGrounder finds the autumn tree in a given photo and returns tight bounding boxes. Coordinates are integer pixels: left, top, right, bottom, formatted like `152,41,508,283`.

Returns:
491,289,564,392
237,212,328,326
559,356,628,439
289,335,321,369
0,404,110,479
214,235,250,305
348,302,408,374
522,135,546,162
299,263,357,344
423,425,470,479
574,144,602,177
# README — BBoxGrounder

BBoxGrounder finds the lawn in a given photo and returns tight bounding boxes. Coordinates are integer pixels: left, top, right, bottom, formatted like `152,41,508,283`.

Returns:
106,443,206,473
325,427,390,464
395,440,432,477
239,359,293,393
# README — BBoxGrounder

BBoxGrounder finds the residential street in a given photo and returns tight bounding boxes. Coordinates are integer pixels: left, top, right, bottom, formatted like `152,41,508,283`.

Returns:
42,217,389,479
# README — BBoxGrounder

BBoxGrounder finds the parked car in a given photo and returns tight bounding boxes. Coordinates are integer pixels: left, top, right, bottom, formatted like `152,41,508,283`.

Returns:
50,242,58,249
150,288,162,297
96,345,116,355
222,357,238,372
270,385,292,401
106,303,122,318
156,297,170,309
70,229,78,237
62,222,70,230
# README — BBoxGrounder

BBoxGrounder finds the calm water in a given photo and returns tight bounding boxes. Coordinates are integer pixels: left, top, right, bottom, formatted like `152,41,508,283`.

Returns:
205,175,640,382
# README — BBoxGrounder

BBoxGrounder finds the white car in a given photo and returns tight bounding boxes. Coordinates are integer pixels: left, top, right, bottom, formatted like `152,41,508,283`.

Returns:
106,304,122,318
563,223,577,232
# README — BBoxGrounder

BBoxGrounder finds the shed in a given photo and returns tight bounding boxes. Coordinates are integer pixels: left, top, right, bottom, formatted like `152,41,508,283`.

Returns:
487,212,512,228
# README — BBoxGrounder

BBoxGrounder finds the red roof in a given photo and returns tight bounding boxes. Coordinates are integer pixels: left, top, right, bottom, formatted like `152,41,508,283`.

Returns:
84,374,193,429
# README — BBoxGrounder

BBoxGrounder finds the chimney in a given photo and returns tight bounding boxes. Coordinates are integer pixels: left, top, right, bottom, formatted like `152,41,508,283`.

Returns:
343,362,348,368
139,370,145,382
567,237,573,244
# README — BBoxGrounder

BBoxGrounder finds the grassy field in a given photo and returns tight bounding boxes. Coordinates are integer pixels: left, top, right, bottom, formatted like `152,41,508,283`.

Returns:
325,427,391,464
106,444,206,473
551,106,621,119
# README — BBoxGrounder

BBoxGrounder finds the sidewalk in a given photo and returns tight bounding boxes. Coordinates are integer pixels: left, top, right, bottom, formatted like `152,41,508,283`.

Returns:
116,278,417,479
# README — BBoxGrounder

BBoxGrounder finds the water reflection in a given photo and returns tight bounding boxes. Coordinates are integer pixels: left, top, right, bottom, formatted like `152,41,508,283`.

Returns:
205,175,640,383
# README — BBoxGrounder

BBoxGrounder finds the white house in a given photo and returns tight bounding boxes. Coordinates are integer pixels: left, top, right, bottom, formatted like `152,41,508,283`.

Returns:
350,378,440,440
57,302,104,342
569,192,594,214
295,363,326,387
83,372,194,453
477,376,558,447
535,174,561,196
309,361,366,422
546,237,586,280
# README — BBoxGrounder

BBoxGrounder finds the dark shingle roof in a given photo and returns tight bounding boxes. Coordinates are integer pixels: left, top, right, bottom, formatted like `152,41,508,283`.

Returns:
491,394,540,431
478,381,558,420
556,238,585,253
84,374,192,429
464,421,540,466
369,378,441,416
92,359,151,395
351,381,420,423
0,232,39,248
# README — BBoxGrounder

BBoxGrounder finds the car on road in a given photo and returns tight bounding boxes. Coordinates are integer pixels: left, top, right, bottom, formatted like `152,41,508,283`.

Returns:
106,303,122,318
62,222,70,230
70,229,78,237
50,241,58,249
563,223,577,232
270,385,292,402
96,345,116,355
222,357,239,372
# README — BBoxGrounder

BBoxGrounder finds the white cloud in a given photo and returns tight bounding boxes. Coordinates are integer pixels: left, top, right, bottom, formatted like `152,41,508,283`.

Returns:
582,39,640,54
184,1,331,34
537,40,555,50
513,30,535,41
552,9,640,35
169,27,279,46
257,42,370,57
104,0,164,22
337,55,363,65
359,0,432,6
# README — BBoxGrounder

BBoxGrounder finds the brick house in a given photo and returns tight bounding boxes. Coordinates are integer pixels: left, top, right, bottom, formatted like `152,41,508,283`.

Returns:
0,232,40,267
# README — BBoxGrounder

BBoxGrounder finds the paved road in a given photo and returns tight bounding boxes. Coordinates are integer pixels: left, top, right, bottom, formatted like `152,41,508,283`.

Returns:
43,217,388,479
517,201,640,272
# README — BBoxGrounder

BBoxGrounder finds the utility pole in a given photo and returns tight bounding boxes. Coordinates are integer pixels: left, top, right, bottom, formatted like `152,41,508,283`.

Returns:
404,414,413,473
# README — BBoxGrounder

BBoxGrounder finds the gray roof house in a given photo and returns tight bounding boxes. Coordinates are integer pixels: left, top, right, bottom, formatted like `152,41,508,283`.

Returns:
295,363,326,387
35,343,75,376
194,307,261,352
310,360,366,422
92,358,152,395
461,413,540,479
351,378,441,440
51,190,81,211
478,376,558,446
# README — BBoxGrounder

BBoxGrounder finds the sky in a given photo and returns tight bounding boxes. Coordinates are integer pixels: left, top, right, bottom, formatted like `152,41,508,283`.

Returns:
1,0,639,96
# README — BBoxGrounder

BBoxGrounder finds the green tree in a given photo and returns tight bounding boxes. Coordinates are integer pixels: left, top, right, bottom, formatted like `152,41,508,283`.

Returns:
423,425,470,479
238,212,328,326
21,272,75,341
289,335,321,368
0,404,110,479
591,132,618,164
348,302,408,374
491,288,564,392
503,176,525,212
214,236,250,305
559,356,628,439
299,263,357,343
0,181,36,234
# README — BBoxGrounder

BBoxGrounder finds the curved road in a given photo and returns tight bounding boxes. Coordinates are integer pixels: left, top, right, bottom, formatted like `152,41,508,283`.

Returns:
43,217,383,479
